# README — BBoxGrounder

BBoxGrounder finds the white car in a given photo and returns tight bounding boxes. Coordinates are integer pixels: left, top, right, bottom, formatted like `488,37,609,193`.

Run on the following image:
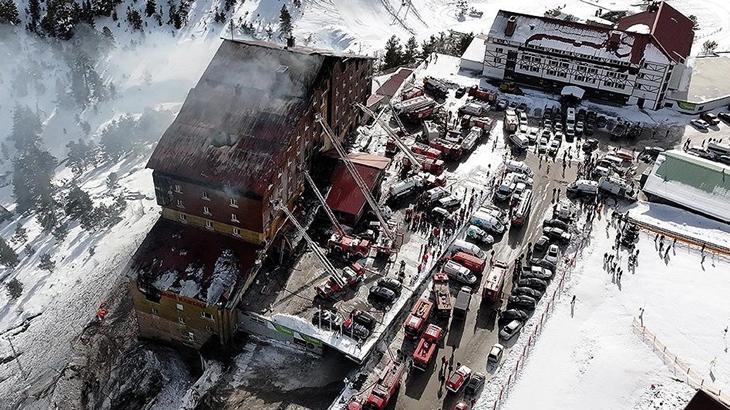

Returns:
691,119,709,130
488,343,504,365
465,225,495,245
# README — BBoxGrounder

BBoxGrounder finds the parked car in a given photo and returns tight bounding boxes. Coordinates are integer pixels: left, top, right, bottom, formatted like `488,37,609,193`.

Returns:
522,265,554,281
446,365,473,393
431,206,454,222
513,286,543,300
700,112,720,126
542,226,572,243
312,310,342,329
548,139,560,156
582,138,599,153
377,277,403,296
464,372,486,396
541,245,560,270
717,112,730,123
508,295,537,310
538,137,549,153
465,225,495,245
691,119,710,130
351,310,377,331
342,318,370,340
501,309,528,322
496,99,508,111
517,278,548,291
499,320,524,341
575,121,584,136
369,285,397,303
487,344,504,365
543,218,570,231
438,195,461,209
455,87,467,98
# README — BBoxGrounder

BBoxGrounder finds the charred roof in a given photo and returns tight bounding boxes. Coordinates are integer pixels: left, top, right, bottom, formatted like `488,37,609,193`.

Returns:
147,39,371,198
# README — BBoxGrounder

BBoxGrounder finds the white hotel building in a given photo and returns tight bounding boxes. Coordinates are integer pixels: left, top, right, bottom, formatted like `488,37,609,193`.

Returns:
478,2,694,110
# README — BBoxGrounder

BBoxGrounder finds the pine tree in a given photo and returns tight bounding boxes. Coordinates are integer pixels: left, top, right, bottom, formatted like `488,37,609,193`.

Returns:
279,5,292,38
13,146,58,214
52,222,69,242
9,105,42,152
11,226,28,244
38,254,56,272
5,278,23,299
0,0,20,25
0,237,19,268
127,8,142,30
65,184,95,228
144,0,155,17
36,200,60,232
403,36,419,65
293,0,301,7
27,0,41,32
383,35,403,69
67,139,97,177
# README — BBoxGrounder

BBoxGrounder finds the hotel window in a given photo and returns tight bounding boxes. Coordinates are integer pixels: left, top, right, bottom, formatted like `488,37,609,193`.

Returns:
205,220,213,230
176,199,184,208
233,228,241,236
229,198,238,208
496,47,503,53
201,312,214,320
178,213,187,223
202,191,210,201
178,316,186,325
231,213,240,223
203,206,211,216
176,303,184,311
151,307,158,315
174,184,182,193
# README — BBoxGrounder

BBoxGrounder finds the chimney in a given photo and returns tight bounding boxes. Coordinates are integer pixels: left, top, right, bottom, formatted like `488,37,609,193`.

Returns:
607,31,621,51
505,16,517,37
286,36,296,48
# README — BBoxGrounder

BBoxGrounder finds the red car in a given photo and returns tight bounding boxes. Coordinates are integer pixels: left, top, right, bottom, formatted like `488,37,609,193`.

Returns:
446,364,472,393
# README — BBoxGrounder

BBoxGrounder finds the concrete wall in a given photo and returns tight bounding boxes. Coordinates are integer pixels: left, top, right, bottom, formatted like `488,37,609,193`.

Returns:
665,94,730,114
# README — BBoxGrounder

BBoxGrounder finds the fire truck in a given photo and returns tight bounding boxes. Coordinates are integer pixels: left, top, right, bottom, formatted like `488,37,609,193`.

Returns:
429,139,462,160
328,234,371,260
348,360,407,410
412,324,443,371
392,96,436,122
401,86,424,101
404,298,434,337
316,263,366,299
503,109,519,134
482,260,509,304
423,76,449,99
411,142,442,159
432,273,452,318
468,85,497,102
405,154,444,175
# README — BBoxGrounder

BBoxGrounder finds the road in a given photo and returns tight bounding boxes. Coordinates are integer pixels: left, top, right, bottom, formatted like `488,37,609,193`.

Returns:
394,133,579,410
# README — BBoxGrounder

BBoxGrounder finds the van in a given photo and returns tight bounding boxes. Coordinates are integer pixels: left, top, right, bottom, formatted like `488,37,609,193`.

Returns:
451,252,487,273
443,261,477,285
509,133,529,150
600,154,624,170
438,195,461,209
598,176,637,200
504,160,533,177
425,186,449,203
511,189,532,226
566,107,576,125
449,239,485,258
471,211,506,234
494,174,517,202
566,179,599,196
389,176,422,200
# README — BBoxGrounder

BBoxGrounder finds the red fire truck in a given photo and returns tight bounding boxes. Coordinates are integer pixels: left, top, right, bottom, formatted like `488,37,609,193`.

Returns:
482,260,509,304
348,360,406,410
315,263,365,299
328,234,371,259
468,85,496,102
429,139,462,160
432,273,452,318
404,298,434,337
411,143,442,159
409,154,445,175
401,86,424,101
412,324,443,371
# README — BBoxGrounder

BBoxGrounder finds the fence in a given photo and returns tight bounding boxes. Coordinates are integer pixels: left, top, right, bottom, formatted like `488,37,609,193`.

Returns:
489,222,593,409
627,215,730,258
632,319,730,407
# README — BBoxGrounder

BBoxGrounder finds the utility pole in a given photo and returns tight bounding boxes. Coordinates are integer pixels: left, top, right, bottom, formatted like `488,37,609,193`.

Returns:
6,336,26,379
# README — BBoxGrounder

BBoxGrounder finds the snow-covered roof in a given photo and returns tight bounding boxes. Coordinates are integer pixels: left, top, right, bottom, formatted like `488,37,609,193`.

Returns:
643,150,730,223
488,11,670,65
132,219,261,306
461,35,487,64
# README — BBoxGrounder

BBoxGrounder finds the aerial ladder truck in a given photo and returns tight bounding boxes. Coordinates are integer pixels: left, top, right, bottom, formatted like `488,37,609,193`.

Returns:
355,102,422,173
273,203,363,300
302,171,373,261
316,115,400,250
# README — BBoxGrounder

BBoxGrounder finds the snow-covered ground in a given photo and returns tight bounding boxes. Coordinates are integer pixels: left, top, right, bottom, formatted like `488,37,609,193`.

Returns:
477,204,730,410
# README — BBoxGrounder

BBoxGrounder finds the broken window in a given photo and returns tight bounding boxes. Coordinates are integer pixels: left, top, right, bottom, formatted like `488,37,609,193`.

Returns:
229,198,238,208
